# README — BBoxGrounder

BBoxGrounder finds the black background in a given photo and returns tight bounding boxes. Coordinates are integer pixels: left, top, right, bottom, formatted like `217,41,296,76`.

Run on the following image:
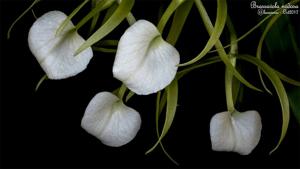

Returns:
1,0,300,168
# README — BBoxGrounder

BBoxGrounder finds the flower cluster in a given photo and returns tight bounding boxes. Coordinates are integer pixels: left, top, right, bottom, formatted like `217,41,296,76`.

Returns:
20,0,300,164
28,11,180,147
28,9,262,156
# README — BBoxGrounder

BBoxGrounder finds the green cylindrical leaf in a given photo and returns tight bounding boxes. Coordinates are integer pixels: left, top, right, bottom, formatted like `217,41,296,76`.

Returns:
7,0,41,39
146,79,178,155
76,0,115,30
166,0,193,45
56,0,90,36
179,0,227,66
75,0,135,55
193,0,261,92
157,0,186,33
238,55,290,153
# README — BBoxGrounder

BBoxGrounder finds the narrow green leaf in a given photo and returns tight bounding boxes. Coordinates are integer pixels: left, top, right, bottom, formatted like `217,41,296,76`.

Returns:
257,0,300,93
31,9,38,19
96,39,119,46
102,2,118,25
56,0,90,36
159,90,168,116
179,0,227,66
92,40,119,53
238,55,290,153
102,2,136,26
76,0,115,30
226,16,238,56
176,56,221,79
256,14,281,95
208,14,272,54
89,0,101,33
287,24,300,65
155,92,162,137
276,71,300,87
256,15,281,60
75,0,135,55
288,88,300,125
154,92,178,165
35,74,47,91
157,0,186,33
209,0,300,54
7,0,40,39
146,79,178,155
259,0,300,58
166,0,193,45
93,40,118,53
194,0,262,92
92,46,116,53
245,0,300,44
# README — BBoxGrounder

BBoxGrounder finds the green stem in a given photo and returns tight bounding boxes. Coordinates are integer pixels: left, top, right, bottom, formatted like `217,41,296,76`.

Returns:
225,62,235,113
118,84,127,101
225,16,238,113
126,12,136,25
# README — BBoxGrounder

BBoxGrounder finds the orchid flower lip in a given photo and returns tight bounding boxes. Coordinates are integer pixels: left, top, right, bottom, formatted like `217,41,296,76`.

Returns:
112,19,180,95
28,10,93,80
81,92,141,147
210,110,262,155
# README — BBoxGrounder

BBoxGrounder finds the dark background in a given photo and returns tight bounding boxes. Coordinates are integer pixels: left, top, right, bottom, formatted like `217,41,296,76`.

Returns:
1,0,300,168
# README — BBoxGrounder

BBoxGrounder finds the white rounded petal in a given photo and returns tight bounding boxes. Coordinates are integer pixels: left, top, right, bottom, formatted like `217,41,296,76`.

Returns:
81,92,141,147
113,20,180,95
210,110,262,155
210,111,236,152
28,11,93,79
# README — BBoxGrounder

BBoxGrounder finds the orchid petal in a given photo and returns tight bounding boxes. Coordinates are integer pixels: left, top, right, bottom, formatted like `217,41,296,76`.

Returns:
81,92,141,147
28,11,93,79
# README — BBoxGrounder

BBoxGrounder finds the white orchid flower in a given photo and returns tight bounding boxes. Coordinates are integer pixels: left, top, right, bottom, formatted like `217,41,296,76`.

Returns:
210,110,262,155
28,11,93,79
81,92,141,147
113,20,180,95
